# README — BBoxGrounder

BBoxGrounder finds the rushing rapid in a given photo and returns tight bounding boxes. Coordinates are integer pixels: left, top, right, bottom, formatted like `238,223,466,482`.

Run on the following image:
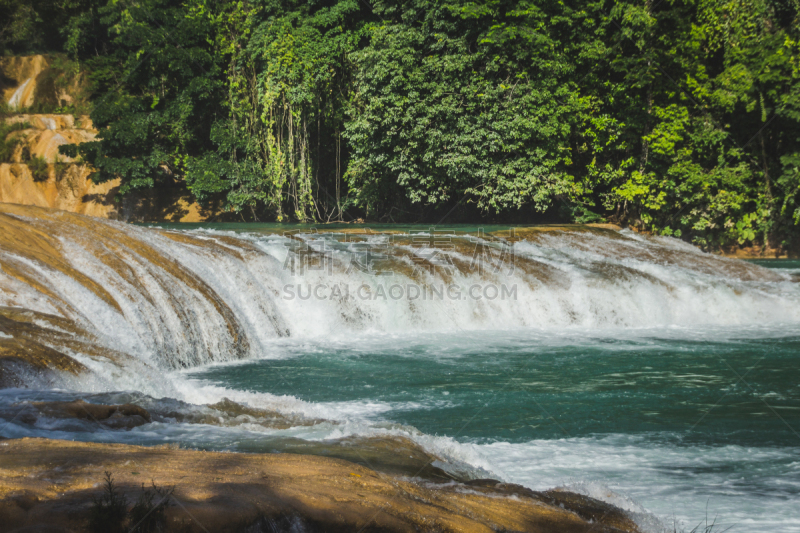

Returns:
1,204,799,532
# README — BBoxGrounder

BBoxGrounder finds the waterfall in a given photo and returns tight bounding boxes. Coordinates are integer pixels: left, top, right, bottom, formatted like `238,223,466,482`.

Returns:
1,204,798,383
7,77,33,110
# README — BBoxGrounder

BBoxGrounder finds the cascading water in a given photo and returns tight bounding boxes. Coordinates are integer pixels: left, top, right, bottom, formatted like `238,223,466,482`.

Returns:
7,77,32,110
1,204,799,532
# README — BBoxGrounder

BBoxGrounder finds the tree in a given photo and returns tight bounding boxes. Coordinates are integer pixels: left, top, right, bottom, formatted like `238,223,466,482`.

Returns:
345,0,611,218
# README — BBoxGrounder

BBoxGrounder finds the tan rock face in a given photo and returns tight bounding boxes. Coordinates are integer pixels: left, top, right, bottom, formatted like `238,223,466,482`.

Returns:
8,124,96,164
0,162,120,218
0,114,222,222
1,106,119,218
4,113,82,131
2,55,222,222
0,55,50,109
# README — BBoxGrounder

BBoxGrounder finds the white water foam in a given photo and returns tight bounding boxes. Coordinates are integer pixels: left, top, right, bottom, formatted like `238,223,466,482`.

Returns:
7,78,32,110
479,436,800,533
4,221,799,375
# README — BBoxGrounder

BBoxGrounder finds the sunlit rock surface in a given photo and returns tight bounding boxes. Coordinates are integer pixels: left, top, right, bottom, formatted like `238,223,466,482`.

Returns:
1,56,222,222
0,437,639,533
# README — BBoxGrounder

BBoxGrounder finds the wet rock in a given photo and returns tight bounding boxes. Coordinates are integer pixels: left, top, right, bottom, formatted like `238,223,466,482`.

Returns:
539,490,641,533
463,479,640,533
25,400,151,429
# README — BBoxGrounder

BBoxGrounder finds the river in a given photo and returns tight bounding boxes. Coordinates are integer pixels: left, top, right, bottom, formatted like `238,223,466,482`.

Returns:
0,212,798,532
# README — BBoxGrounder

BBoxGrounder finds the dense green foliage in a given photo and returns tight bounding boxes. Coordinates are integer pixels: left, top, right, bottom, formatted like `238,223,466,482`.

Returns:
0,119,28,162
4,0,800,249
345,0,596,217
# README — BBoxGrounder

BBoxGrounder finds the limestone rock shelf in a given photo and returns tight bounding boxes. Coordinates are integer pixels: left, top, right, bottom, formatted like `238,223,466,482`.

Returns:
0,437,640,533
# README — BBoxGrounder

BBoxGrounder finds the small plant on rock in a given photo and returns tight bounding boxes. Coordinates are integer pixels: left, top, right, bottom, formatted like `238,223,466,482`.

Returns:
28,155,49,182
129,480,175,533
88,471,128,533
0,121,29,163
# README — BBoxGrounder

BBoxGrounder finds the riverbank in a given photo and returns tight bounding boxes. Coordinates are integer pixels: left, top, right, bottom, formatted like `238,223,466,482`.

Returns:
0,436,639,533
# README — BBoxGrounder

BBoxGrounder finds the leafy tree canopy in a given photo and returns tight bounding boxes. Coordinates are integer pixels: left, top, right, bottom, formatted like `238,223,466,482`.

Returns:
3,0,797,249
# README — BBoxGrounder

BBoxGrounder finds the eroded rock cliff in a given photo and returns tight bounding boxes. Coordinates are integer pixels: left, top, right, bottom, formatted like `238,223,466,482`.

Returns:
1,55,219,222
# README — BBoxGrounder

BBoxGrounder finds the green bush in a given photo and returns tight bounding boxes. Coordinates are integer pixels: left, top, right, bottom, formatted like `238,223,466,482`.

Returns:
0,120,29,163
28,155,49,181
54,160,69,177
